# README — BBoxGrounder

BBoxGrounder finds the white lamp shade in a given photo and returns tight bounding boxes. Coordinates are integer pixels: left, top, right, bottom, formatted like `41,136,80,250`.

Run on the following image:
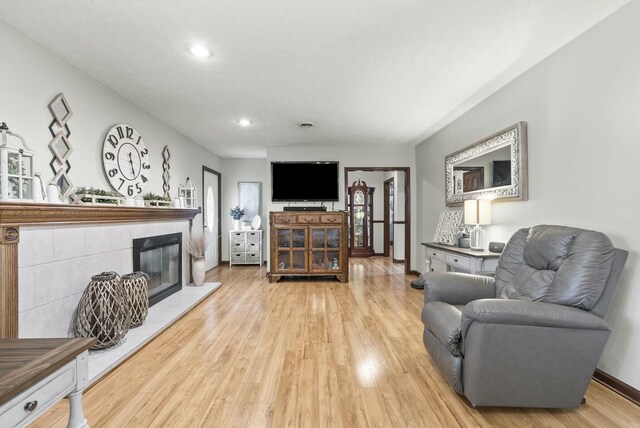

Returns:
464,199,492,225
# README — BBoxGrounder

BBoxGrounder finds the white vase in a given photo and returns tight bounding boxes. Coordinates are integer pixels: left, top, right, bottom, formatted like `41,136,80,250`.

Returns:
192,258,205,286
233,219,241,230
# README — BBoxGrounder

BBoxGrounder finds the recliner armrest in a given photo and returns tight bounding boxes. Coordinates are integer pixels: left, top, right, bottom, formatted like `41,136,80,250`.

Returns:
424,272,496,305
460,299,610,338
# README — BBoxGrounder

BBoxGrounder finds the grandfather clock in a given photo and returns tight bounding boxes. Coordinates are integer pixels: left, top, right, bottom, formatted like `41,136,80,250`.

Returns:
348,180,375,257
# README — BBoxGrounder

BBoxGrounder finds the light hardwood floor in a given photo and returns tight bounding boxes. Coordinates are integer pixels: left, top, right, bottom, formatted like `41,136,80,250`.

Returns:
32,257,640,427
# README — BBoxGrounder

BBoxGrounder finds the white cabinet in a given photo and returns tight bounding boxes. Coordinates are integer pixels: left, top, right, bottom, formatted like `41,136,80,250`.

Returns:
229,230,263,266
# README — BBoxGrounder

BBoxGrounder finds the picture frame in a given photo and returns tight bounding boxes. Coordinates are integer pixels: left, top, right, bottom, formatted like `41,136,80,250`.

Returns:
238,182,261,221
433,210,463,246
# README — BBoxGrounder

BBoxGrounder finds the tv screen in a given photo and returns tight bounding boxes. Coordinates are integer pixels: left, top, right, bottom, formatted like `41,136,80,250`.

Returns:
271,161,339,201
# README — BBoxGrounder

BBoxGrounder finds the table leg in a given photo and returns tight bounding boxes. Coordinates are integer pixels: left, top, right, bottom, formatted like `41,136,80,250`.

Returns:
411,258,432,290
67,391,88,428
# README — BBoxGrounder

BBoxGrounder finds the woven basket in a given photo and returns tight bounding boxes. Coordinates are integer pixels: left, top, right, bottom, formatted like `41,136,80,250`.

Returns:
122,271,149,328
73,271,131,350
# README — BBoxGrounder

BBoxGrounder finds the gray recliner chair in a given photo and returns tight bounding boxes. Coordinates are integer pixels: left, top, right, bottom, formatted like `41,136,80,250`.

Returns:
421,225,628,408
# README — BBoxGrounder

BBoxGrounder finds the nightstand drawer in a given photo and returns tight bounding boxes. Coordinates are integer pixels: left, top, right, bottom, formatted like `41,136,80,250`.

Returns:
246,242,260,252
247,253,261,263
446,253,472,270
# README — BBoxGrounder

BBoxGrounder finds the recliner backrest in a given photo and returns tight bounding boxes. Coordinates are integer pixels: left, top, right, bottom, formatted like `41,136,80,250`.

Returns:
495,225,615,311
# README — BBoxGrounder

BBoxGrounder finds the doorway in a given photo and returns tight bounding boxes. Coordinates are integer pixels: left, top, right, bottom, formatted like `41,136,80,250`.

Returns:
383,177,394,257
344,167,411,274
202,166,221,271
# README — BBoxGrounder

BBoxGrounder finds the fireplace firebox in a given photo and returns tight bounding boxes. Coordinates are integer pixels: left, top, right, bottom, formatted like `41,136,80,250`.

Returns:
133,233,182,307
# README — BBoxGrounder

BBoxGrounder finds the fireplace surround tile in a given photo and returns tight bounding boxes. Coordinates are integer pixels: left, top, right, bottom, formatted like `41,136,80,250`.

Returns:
111,224,135,250
18,267,35,312
18,227,54,268
53,225,87,261
19,293,83,338
34,259,81,307
85,225,111,255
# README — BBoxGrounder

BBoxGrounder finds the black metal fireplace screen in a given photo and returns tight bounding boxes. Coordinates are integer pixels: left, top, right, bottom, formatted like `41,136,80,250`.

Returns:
133,232,182,307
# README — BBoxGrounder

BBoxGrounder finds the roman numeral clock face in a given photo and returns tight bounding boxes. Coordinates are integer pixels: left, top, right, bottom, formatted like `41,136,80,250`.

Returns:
102,124,150,197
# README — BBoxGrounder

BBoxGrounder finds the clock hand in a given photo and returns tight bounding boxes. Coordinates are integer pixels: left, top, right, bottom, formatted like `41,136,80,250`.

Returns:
128,152,135,175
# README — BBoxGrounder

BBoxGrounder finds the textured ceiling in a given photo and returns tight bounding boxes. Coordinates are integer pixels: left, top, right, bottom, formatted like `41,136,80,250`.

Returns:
0,0,627,157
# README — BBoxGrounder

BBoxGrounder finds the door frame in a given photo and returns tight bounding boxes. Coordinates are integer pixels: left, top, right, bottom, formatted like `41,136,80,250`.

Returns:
383,177,394,257
344,167,411,275
202,166,222,266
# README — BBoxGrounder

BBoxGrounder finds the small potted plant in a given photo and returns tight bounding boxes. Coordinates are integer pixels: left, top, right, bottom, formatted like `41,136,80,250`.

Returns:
186,233,207,286
229,205,245,230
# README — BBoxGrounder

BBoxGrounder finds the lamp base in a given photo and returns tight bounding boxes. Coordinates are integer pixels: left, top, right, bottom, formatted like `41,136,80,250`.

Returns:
469,225,485,250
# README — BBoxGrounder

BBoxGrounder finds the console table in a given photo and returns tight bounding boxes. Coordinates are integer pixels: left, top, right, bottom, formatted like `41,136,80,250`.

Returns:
412,242,500,289
0,338,95,428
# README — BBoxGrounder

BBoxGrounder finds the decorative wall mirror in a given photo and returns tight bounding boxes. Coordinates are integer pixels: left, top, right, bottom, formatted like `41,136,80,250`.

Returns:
445,122,528,206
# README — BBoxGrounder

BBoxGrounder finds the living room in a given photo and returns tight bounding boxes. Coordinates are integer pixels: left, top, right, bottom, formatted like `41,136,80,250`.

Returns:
1,1,640,427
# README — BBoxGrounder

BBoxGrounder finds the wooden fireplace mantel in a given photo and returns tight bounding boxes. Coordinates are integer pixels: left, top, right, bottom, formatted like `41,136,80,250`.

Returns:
0,202,200,226
0,202,201,338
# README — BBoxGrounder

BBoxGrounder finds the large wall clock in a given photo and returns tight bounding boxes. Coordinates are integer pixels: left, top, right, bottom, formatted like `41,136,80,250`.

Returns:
102,124,150,197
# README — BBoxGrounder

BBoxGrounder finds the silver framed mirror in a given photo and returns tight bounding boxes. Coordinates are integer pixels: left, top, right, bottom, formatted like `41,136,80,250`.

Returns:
445,122,527,206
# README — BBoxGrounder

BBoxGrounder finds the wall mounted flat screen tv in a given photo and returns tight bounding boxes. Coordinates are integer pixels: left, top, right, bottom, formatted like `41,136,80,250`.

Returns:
271,161,339,201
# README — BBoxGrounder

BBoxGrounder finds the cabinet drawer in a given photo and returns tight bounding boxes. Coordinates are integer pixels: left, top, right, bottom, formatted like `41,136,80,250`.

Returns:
231,253,246,263
430,259,448,273
321,214,343,224
246,231,261,243
230,232,245,243
231,242,245,252
273,214,297,224
246,242,260,252
247,253,261,263
297,214,320,224
446,253,472,270
0,361,76,427
426,248,446,262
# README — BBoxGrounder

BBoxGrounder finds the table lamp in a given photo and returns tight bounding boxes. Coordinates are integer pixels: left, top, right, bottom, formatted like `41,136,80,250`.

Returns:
464,199,491,250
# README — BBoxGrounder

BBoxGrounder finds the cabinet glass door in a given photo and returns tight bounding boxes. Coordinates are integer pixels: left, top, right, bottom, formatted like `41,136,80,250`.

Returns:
310,226,341,273
275,227,307,272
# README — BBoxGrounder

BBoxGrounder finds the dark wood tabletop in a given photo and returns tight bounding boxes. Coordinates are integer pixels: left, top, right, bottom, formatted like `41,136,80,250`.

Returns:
0,338,95,404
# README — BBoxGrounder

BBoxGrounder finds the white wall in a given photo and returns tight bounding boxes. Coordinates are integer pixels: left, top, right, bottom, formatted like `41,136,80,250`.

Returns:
221,158,268,261
0,21,222,233
266,144,417,269
415,0,640,389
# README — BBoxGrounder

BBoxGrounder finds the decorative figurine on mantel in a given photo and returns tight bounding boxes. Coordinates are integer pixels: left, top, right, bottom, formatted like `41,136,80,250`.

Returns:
0,122,34,201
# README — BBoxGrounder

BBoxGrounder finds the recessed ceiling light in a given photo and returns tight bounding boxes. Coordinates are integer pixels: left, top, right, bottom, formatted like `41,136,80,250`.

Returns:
238,118,251,127
189,44,211,58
